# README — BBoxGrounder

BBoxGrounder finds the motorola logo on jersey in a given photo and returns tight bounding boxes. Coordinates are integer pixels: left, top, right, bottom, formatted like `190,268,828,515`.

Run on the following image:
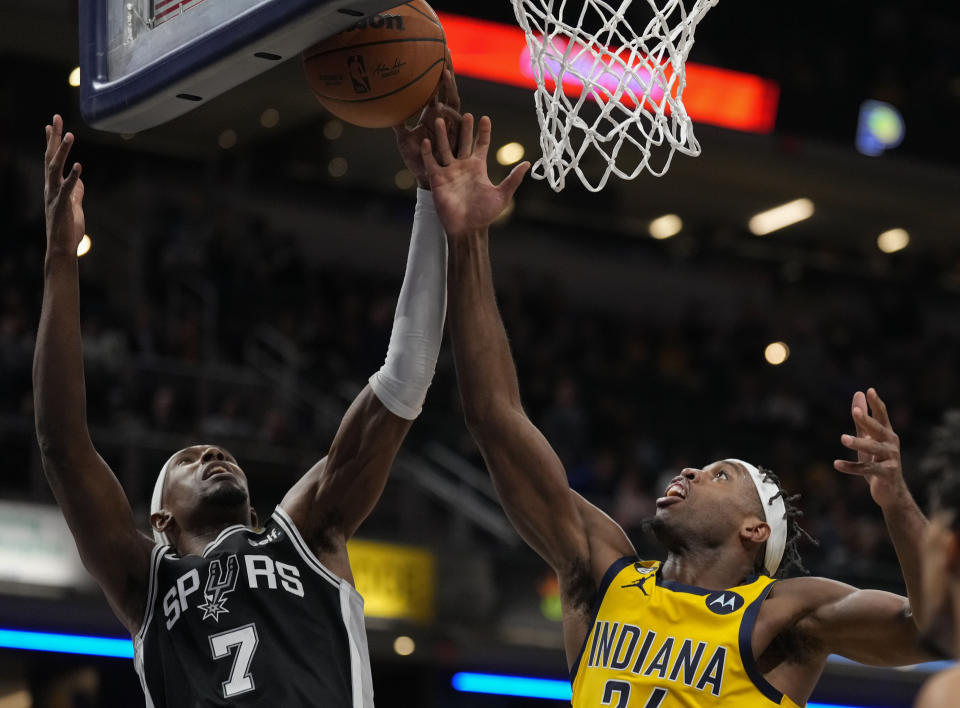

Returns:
705,591,744,615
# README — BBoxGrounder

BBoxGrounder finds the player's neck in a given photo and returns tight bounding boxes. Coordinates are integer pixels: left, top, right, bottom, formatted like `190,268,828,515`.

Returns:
660,547,756,590
173,515,251,556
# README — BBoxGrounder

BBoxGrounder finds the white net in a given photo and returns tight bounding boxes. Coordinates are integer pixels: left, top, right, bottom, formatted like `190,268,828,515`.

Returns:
511,0,720,192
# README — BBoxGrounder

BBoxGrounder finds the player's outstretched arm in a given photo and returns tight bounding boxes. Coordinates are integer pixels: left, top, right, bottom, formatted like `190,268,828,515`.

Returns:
834,388,928,626
763,388,932,666
280,76,460,575
422,114,635,590
33,116,152,634
767,576,929,666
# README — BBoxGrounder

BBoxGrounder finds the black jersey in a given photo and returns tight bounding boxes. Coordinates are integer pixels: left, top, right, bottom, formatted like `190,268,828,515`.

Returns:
133,507,373,707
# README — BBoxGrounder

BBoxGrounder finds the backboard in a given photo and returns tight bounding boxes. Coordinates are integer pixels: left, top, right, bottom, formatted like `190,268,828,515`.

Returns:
79,0,398,133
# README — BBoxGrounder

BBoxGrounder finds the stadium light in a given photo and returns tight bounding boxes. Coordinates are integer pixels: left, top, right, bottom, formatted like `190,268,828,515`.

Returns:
393,635,415,656
0,629,133,659
856,100,905,157
764,341,790,366
328,157,348,178
497,142,525,165
649,214,683,240
77,234,92,257
217,129,237,149
749,199,814,236
259,108,280,128
877,228,910,254
323,120,343,140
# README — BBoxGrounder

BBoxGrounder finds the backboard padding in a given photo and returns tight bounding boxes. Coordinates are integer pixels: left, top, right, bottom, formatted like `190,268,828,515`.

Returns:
80,0,398,133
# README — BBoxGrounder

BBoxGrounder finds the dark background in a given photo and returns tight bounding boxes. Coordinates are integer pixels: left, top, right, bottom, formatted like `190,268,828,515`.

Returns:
0,0,958,706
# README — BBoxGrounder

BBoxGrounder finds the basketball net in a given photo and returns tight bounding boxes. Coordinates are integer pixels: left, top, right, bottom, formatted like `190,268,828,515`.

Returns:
511,0,719,192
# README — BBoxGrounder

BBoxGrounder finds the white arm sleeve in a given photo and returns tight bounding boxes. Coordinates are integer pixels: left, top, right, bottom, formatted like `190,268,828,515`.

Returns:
369,188,448,420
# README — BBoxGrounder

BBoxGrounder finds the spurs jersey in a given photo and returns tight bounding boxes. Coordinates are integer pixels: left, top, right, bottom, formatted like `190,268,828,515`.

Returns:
571,559,800,708
133,507,373,707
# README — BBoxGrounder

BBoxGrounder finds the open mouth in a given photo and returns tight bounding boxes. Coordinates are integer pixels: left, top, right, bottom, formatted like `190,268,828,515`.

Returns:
656,480,687,508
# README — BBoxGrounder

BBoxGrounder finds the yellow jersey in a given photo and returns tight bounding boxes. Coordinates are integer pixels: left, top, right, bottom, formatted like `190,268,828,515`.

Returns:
571,558,801,708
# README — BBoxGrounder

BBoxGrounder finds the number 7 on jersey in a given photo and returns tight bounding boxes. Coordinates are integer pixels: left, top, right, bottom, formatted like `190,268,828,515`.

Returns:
209,624,260,698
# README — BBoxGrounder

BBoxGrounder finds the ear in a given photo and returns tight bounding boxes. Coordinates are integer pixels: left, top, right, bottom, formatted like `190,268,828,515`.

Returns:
151,510,173,536
741,517,771,546
250,507,260,530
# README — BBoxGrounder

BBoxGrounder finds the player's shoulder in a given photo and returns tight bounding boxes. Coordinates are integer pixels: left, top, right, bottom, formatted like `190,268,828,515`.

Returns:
766,575,855,605
758,575,859,631
916,667,960,708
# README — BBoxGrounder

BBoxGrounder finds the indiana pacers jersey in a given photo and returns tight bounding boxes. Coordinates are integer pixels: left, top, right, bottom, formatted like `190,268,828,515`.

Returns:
133,507,373,707
571,559,800,708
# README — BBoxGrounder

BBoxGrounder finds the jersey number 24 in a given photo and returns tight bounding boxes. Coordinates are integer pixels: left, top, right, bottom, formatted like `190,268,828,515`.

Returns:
603,679,669,708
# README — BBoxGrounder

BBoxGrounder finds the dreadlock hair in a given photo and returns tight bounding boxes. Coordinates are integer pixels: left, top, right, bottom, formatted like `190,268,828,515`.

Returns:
753,466,818,579
920,410,960,528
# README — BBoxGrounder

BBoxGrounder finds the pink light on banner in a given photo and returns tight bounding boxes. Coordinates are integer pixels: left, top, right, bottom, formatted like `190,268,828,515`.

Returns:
517,36,670,110
438,12,779,135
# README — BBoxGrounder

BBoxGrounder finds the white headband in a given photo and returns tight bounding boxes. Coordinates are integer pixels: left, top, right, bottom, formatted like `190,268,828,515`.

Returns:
150,452,178,546
727,459,787,576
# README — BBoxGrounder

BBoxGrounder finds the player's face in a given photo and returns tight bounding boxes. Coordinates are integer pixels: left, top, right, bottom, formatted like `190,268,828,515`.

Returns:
654,460,763,547
163,444,250,512
919,511,958,654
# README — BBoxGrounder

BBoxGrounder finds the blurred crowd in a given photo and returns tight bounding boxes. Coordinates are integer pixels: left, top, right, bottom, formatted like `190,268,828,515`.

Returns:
3,135,959,594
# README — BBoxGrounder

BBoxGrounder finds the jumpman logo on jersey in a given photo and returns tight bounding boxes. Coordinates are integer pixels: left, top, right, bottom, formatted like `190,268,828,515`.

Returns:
198,554,240,622
622,575,653,596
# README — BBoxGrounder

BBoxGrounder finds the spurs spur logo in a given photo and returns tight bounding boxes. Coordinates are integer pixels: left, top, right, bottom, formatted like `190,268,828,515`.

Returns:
197,554,239,622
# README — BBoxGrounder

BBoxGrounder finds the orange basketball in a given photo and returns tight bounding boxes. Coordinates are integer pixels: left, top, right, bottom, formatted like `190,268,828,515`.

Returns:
302,1,446,129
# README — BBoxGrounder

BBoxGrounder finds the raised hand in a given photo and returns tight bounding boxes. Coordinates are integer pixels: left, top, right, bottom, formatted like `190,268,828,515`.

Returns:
834,388,908,508
43,114,85,257
394,67,463,189
421,113,530,236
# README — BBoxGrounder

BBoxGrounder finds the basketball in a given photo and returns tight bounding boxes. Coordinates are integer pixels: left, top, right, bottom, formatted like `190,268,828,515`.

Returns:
302,1,446,129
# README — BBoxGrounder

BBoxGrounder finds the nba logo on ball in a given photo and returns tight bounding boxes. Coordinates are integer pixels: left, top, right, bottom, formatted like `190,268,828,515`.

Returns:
348,56,371,94
302,0,447,128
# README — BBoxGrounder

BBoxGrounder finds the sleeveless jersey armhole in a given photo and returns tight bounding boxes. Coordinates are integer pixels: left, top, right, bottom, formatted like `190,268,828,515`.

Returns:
737,580,784,704
569,556,636,681
133,544,168,708
271,506,349,590
272,506,374,707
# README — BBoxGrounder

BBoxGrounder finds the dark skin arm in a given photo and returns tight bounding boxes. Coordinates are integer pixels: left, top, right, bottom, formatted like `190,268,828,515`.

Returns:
280,73,462,583
752,389,933,704
280,387,412,583
34,116,153,635
835,388,928,628
915,668,960,708
422,115,635,665
791,389,929,665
